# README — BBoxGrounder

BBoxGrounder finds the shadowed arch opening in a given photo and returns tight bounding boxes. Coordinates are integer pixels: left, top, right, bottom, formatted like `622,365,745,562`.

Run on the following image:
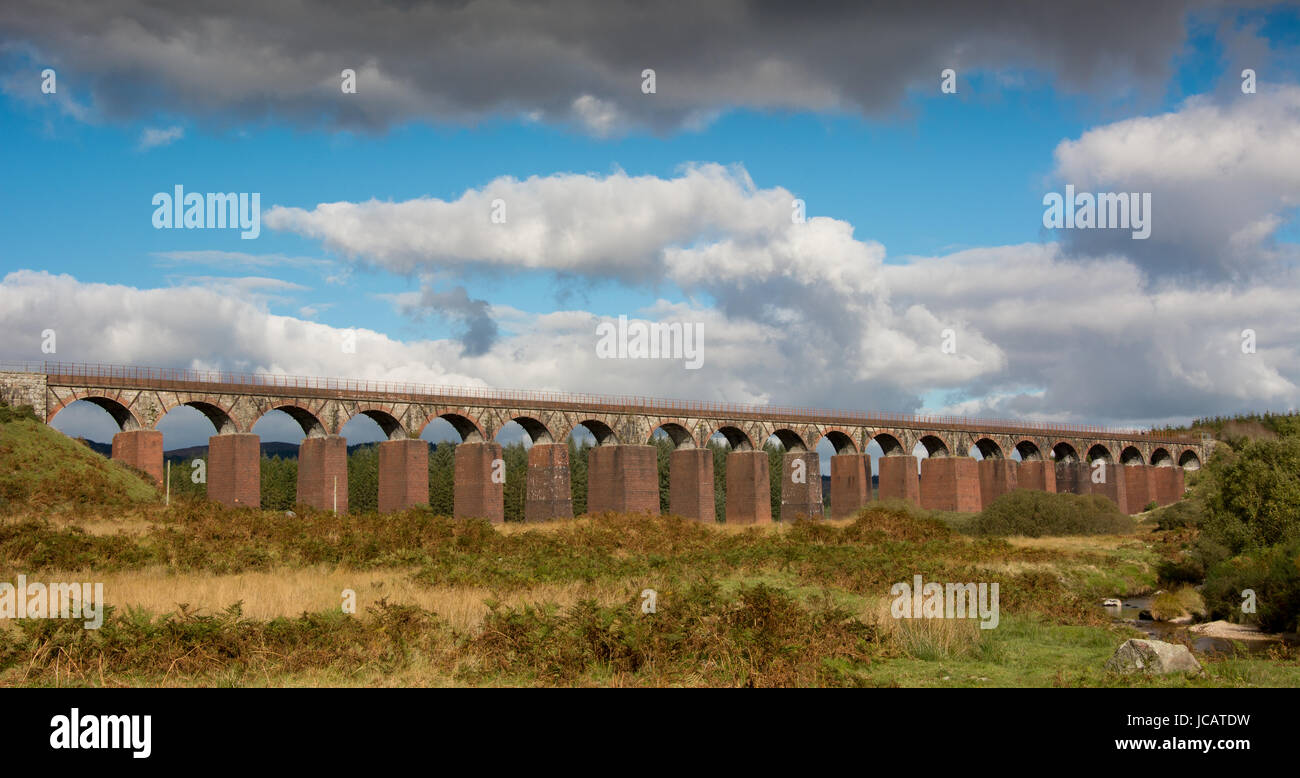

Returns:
50,396,141,434
419,412,485,443
650,422,694,449
261,405,325,438
1014,440,1042,461
709,425,753,451
815,430,857,455
1151,448,1174,467
1052,442,1079,463
768,428,807,452
344,409,405,440
571,419,616,446
155,402,240,452
183,401,237,435
48,400,141,447
917,434,950,457
1178,449,1201,470
970,438,1003,460
871,432,905,456
1086,444,1113,464
1120,446,1144,465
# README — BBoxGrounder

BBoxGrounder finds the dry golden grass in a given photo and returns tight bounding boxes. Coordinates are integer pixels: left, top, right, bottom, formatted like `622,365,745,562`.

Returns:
494,513,826,536
22,565,636,633
1004,534,1133,553
867,598,983,660
0,510,156,536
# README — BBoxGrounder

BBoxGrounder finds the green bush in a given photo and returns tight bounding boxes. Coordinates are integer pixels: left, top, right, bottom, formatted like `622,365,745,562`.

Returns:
1156,534,1230,586
1149,497,1204,531
971,490,1136,537
1202,537,1300,633
1199,437,1300,554
0,401,39,424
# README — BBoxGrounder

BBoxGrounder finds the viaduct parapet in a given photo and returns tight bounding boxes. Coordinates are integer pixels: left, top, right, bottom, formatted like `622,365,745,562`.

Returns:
0,363,1210,521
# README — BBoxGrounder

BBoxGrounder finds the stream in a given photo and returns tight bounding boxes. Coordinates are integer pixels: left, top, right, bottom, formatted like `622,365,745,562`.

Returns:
1102,596,1283,656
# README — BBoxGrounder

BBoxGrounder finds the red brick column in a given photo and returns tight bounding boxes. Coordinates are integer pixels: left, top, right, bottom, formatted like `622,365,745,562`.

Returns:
877,455,920,505
1123,464,1152,514
977,458,1019,510
669,447,715,522
920,457,981,512
208,433,261,509
780,451,823,521
1017,460,1056,493
586,444,660,515
525,442,573,522
1150,466,1185,506
454,441,504,523
297,435,348,512
725,450,772,524
829,453,869,519
1054,461,1085,495
378,439,428,513
111,429,163,486
1085,460,1128,512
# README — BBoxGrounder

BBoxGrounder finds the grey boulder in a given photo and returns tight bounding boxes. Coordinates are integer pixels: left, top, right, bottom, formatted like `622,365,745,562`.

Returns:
1105,639,1202,675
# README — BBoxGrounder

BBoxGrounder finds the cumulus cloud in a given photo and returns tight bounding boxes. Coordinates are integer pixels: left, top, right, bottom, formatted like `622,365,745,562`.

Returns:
1048,85,1300,280
885,244,1300,425
0,0,1230,134
264,163,889,305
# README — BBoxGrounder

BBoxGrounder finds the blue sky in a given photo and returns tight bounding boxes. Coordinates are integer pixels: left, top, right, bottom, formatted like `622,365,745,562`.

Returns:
2,2,1299,453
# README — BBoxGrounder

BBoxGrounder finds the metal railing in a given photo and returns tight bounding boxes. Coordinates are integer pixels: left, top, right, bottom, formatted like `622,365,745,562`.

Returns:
2,360,1202,444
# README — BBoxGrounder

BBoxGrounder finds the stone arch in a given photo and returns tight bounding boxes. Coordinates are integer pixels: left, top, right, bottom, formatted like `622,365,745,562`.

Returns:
1086,443,1114,464
1120,445,1145,465
648,421,695,449
1052,441,1079,463
1150,447,1174,467
917,433,950,457
419,411,487,443
971,437,1004,459
569,418,618,445
258,404,327,438
1014,439,1043,461
1178,449,1201,470
501,415,551,444
346,407,408,440
870,431,906,456
813,428,857,455
177,399,239,435
769,428,808,452
49,394,142,431
709,424,754,451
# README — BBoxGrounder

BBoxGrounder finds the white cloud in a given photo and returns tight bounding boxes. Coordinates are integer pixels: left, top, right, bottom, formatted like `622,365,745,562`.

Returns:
1049,86,1300,279
137,125,183,149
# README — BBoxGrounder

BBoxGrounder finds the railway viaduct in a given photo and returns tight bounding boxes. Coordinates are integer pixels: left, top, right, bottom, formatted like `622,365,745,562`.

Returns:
0,363,1210,523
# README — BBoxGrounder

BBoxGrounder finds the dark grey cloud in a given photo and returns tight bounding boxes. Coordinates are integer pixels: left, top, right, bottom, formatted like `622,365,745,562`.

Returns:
394,283,499,356
0,0,1234,133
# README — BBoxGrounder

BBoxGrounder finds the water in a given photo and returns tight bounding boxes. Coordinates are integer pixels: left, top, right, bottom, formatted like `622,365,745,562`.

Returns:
1101,596,1277,656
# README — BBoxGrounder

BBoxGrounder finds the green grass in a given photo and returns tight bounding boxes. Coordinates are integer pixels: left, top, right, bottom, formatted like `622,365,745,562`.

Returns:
0,415,158,513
